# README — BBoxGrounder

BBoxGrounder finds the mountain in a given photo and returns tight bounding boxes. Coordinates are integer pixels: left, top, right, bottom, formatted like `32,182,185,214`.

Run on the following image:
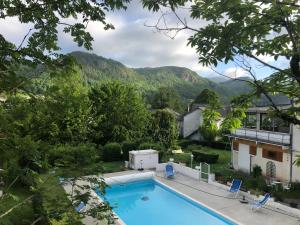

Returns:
69,51,252,104
219,77,253,96
207,76,229,83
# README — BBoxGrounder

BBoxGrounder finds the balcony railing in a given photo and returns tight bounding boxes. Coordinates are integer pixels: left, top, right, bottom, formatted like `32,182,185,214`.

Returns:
231,128,290,146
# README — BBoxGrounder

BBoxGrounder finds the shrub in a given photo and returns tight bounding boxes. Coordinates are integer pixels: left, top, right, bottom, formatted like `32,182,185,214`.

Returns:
158,151,164,163
192,150,219,164
252,165,262,178
173,153,191,165
103,143,122,162
170,144,181,150
139,142,165,151
186,144,202,152
178,139,198,148
196,141,229,150
48,143,97,166
122,141,138,160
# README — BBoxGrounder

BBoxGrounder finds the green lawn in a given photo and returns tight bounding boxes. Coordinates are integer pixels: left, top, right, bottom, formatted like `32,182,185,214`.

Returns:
162,145,231,174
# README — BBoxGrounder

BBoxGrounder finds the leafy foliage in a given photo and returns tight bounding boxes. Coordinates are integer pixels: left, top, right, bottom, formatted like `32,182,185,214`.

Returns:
103,143,122,162
0,0,129,93
149,109,178,148
194,88,219,105
142,0,300,125
151,87,182,112
89,81,150,144
71,51,251,105
199,90,222,143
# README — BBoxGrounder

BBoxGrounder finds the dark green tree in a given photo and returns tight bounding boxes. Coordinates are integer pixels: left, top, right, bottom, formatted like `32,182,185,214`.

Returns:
152,87,183,112
197,89,222,143
194,89,221,106
149,109,178,147
89,81,150,144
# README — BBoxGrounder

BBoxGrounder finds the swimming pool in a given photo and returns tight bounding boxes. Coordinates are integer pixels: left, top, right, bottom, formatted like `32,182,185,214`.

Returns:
95,179,237,225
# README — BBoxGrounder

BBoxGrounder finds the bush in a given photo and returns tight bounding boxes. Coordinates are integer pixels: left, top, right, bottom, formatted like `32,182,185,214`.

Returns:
178,139,199,148
192,150,219,164
252,165,262,178
103,143,122,162
170,144,181,150
122,141,138,160
48,143,97,167
186,144,202,151
197,141,229,150
139,142,165,151
172,153,191,165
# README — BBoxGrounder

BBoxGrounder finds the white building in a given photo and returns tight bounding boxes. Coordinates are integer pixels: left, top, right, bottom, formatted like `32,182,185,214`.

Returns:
227,103,300,182
179,104,227,141
179,105,205,141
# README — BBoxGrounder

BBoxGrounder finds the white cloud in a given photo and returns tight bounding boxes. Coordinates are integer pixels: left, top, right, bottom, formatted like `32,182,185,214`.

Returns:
224,67,249,78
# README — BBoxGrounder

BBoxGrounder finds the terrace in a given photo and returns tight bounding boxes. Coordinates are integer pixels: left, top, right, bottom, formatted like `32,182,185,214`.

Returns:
231,128,291,146
62,170,300,225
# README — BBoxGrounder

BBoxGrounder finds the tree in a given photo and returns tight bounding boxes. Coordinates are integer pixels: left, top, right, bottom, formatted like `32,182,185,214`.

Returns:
89,81,150,144
194,89,220,106
198,90,222,143
152,87,183,112
149,109,178,147
142,0,300,125
0,0,129,93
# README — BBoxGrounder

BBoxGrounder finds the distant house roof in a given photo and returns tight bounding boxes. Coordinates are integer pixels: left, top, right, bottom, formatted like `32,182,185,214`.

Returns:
179,103,230,121
253,94,292,107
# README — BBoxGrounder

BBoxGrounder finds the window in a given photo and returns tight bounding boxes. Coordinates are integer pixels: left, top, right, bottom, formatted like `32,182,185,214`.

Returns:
262,149,283,162
243,112,257,129
260,113,290,133
266,161,276,178
249,146,257,155
232,141,239,151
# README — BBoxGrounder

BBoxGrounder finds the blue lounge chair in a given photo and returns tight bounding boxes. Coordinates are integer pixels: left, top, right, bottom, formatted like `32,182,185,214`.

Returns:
75,201,86,213
229,179,242,198
251,193,270,211
59,177,65,185
165,164,175,178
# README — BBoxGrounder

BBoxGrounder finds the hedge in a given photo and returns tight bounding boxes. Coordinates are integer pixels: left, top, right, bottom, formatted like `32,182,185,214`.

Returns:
139,142,165,151
103,142,122,162
192,150,219,164
122,141,138,160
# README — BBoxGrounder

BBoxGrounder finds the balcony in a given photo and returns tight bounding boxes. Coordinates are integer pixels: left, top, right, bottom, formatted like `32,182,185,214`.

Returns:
231,128,290,146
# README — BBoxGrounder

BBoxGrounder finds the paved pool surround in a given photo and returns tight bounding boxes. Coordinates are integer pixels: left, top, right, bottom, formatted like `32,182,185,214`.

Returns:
62,170,300,225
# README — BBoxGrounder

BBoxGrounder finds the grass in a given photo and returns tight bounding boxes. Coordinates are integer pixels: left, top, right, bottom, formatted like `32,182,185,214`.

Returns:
162,145,231,175
56,161,126,178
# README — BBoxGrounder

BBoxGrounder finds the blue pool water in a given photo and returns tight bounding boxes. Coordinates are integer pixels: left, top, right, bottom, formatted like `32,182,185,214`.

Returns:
95,179,236,225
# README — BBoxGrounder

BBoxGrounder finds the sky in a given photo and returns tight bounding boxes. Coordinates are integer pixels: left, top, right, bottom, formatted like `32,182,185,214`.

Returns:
0,0,289,80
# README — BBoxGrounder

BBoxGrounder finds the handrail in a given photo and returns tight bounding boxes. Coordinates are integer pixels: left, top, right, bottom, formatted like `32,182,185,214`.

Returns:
233,128,290,145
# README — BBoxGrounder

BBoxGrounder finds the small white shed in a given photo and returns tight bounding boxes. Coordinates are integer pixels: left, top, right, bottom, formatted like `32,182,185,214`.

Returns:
129,149,159,170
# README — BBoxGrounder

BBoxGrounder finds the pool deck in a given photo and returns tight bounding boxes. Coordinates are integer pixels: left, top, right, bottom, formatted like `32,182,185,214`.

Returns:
64,170,300,225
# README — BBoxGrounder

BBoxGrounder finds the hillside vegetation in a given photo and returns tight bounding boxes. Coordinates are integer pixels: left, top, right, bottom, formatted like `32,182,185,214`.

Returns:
70,51,252,105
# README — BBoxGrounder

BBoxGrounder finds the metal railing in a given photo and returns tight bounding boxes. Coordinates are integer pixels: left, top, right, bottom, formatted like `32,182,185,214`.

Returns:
232,128,290,145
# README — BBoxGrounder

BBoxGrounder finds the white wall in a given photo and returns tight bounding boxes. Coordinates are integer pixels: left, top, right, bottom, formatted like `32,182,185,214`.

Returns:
182,109,203,138
232,143,293,181
251,148,290,181
156,163,200,180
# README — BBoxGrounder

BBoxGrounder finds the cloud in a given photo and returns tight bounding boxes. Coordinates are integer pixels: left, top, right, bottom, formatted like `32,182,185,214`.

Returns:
224,67,249,78
0,0,279,80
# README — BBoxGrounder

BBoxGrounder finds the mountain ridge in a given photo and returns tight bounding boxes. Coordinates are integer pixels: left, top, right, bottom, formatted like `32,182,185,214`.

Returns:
69,51,252,104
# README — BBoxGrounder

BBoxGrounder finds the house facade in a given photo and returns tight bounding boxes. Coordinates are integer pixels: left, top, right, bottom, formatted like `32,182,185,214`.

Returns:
228,104,300,182
178,105,205,141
